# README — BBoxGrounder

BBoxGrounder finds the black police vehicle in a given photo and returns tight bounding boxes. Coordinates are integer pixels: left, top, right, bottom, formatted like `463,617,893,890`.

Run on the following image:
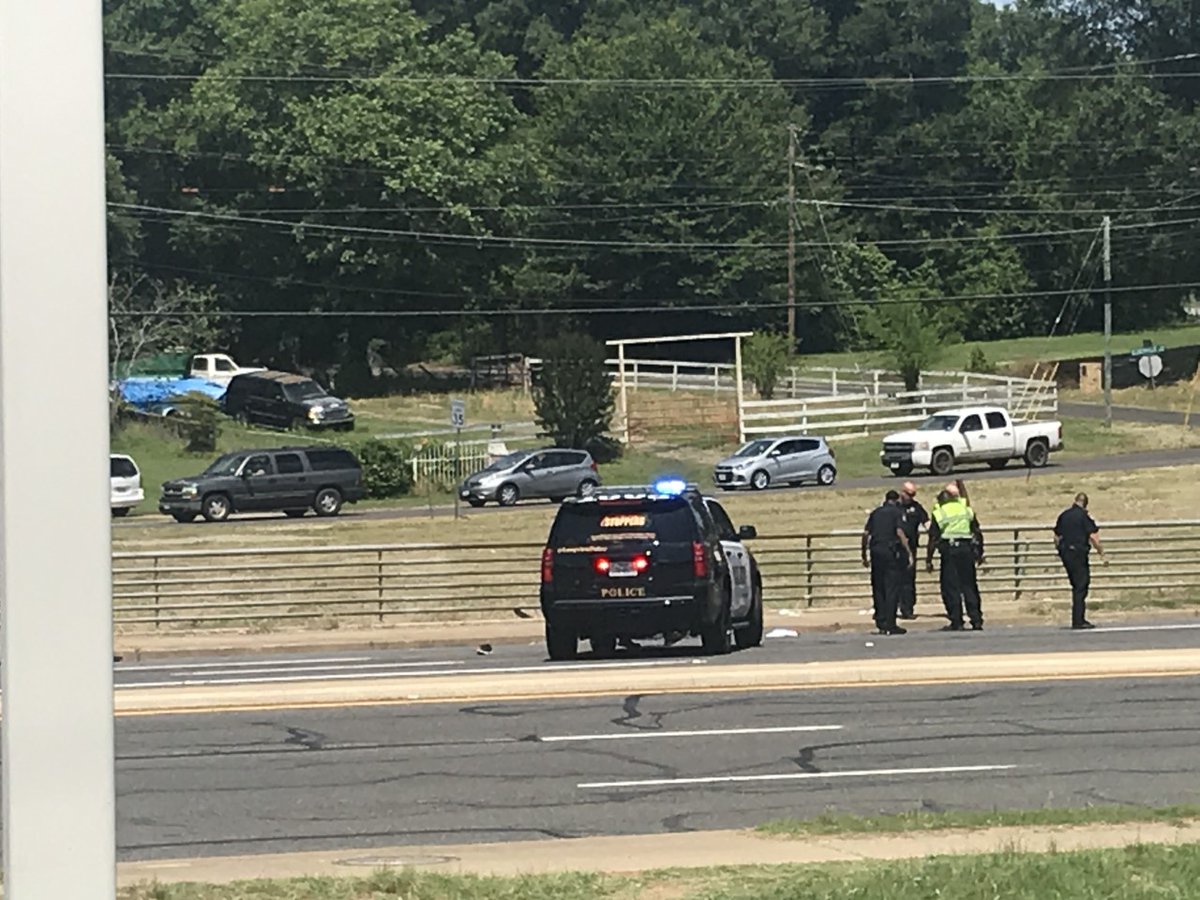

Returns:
539,480,763,660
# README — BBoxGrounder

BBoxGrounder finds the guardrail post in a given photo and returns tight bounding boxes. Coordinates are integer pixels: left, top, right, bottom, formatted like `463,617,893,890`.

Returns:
377,549,385,622
153,555,161,630
671,363,678,391
805,536,815,607
1012,527,1025,602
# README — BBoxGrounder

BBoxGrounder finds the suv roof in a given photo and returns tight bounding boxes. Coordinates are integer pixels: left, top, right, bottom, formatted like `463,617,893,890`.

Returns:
229,370,317,385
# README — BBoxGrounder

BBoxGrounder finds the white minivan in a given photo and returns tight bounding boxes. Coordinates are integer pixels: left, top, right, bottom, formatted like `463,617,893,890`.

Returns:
110,454,144,517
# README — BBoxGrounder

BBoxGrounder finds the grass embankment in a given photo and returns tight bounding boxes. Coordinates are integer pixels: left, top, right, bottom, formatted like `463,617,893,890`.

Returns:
1062,382,1200,415
120,843,1200,899
757,805,1200,838
794,322,1200,371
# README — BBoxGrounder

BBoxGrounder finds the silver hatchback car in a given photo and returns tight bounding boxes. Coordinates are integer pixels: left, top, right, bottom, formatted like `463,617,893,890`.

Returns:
713,436,837,491
459,448,601,507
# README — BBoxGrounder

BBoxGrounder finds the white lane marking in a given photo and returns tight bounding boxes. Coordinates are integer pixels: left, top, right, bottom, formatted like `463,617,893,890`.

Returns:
165,660,466,678
1071,623,1200,634
578,764,1019,790
118,658,699,690
542,725,843,743
115,656,369,672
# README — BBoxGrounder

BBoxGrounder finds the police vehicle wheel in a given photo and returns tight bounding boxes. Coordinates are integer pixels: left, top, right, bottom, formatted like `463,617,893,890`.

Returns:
201,493,231,523
545,621,578,661
497,483,520,506
987,459,1009,470
931,448,955,476
1024,440,1049,468
735,581,764,650
577,479,598,498
817,464,836,486
701,584,733,656
589,635,617,658
467,498,486,508
750,469,770,491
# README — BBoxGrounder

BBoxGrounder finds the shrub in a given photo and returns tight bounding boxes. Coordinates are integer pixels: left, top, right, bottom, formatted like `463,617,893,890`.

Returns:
171,393,221,453
967,346,997,375
743,332,792,399
356,438,414,499
533,332,615,451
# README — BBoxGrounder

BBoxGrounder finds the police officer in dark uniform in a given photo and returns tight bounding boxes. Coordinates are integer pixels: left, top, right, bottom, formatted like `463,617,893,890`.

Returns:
861,490,913,635
1054,492,1107,630
897,481,928,620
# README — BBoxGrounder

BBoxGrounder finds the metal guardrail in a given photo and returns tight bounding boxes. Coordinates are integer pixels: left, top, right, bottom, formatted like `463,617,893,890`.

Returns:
110,521,1200,631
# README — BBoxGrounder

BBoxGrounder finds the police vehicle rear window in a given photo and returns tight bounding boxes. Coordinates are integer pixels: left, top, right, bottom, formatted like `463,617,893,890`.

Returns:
551,499,697,546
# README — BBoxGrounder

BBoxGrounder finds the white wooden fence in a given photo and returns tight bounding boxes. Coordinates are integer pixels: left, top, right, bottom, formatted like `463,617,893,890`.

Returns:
741,382,1059,440
409,440,492,485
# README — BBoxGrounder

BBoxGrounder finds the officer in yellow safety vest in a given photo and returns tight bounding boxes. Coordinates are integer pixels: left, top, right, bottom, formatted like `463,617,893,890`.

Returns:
926,483,985,631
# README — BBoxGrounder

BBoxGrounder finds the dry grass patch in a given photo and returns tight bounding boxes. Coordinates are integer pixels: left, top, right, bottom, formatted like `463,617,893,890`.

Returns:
1062,384,1200,416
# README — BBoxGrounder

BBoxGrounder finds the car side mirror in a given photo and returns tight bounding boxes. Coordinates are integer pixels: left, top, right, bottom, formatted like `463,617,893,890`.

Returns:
738,525,757,540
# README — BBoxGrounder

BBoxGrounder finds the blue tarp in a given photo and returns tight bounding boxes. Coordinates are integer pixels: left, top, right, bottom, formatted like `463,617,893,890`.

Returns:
118,377,225,412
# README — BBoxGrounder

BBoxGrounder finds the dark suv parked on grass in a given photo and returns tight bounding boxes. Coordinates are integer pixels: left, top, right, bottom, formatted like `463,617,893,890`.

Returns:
159,446,365,522
222,370,355,431
539,481,763,660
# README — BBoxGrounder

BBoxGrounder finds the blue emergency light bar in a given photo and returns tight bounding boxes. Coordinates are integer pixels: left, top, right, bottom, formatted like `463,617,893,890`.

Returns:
652,478,688,496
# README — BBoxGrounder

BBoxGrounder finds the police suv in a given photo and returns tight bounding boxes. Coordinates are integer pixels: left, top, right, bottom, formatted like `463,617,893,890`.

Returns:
539,480,764,660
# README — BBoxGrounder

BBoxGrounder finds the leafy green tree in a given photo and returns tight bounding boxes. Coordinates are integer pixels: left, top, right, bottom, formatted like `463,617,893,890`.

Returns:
743,332,793,400
532,333,615,453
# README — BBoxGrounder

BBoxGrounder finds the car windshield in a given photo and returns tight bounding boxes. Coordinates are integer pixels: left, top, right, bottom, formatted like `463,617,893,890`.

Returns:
202,453,245,477
283,381,327,401
732,440,773,458
917,415,960,432
479,451,529,473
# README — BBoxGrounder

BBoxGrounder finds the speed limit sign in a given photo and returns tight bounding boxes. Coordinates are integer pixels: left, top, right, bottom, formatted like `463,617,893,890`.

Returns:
450,398,466,429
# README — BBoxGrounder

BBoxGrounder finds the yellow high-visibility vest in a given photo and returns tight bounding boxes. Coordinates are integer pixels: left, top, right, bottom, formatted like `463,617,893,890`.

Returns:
932,499,974,539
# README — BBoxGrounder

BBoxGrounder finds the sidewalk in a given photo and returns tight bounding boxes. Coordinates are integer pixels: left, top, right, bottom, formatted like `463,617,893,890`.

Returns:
113,602,1193,660
117,820,1200,887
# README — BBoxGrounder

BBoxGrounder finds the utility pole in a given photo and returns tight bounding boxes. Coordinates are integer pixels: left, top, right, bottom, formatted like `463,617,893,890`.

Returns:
786,124,797,346
1102,215,1112,428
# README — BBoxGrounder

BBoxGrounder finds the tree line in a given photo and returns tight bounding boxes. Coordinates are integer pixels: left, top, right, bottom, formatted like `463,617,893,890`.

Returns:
104,0,1200,381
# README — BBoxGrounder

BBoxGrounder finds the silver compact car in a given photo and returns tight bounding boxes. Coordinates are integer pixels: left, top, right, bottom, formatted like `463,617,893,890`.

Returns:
459,448,601,507
713,436,837,491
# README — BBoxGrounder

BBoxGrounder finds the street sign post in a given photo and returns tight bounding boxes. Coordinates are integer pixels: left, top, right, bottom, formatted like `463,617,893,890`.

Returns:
451,399,466,519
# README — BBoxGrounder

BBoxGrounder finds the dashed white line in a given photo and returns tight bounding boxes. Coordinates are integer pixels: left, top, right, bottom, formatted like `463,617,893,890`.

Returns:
116,656,369,672
578,764,1019,790
1071,623,1200,635
542,725,843,743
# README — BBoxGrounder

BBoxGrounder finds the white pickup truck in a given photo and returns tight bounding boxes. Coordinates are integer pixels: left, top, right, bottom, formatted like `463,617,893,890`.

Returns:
880,406,1063,477
189,353,265,387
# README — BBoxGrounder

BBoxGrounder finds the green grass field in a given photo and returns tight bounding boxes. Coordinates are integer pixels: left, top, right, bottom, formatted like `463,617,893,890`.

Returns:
793,322,1200,371
119,843,1200,899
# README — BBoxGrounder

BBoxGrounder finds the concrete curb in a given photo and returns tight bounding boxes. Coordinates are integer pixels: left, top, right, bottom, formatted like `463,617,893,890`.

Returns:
117,820,1200,887
113,648,1200,715
112,604,1167,660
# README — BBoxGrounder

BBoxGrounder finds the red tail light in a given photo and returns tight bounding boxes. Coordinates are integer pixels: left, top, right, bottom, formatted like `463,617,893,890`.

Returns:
692,542,708,578
632,555,649,573
541,548,554,584
590,461,598,472
593,556,611,575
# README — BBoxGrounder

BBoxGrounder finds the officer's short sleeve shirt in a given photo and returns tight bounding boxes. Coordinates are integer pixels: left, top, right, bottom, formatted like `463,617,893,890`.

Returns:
866,503,904,550
1054,505,1098,550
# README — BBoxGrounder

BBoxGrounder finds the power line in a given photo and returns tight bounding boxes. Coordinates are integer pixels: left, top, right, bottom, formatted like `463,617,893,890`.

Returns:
108,278,1200,318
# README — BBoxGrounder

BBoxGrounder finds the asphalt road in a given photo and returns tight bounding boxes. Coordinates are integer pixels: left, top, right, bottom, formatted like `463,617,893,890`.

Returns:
113,446,1200,529
113,619,1200,688
114,670,1200,861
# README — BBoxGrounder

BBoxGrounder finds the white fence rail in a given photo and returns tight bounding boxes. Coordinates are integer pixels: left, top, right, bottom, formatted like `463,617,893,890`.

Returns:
409,440,492,484
742,383,1059,439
